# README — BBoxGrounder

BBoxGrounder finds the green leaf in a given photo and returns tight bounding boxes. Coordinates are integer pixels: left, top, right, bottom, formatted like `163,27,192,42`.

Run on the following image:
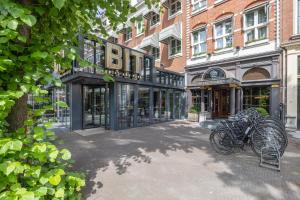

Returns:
56,101,68,108
0,37,9,43
8,7,25,18
10,140,23,151
21,191,35,200
61,149,71,160
49,175,61,186
7,20,18,30
31,51,48,60
52,0,66,10
36,186,48,196
20,15,37,27
55,188,65,198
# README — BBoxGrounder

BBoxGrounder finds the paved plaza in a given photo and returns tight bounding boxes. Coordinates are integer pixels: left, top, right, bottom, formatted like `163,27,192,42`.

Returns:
57,121,300,200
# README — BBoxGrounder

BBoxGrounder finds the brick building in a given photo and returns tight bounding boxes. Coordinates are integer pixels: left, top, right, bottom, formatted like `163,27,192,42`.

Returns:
281,0,300,129
106,0,283,120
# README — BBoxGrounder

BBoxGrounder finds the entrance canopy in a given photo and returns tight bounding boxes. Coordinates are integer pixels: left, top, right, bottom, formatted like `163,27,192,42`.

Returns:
188,77,241,89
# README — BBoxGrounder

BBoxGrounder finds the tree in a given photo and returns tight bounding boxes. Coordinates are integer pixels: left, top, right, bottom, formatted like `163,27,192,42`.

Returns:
0,0,158,199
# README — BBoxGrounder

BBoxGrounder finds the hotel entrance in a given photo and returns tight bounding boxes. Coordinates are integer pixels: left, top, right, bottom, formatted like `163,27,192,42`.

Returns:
83,85,109,129
212,88,230,118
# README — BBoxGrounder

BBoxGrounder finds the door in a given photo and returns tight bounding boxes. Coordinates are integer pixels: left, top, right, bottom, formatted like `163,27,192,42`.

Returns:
83,85,108,129
212,88,229,118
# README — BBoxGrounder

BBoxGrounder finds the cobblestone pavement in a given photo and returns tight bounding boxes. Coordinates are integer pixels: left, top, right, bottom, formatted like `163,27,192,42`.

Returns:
57,121,300,200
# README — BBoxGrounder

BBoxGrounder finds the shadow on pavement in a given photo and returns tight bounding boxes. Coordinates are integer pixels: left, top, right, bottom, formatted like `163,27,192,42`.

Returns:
56,120,300,199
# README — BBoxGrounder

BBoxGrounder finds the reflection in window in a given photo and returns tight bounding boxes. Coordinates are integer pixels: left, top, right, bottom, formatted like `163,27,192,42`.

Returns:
137,87,150,126
243,86,270,112
82,40,95,73
192,27,207,56
214,18,233,50
161,90,167,120
153,89,160,122
95,43,105,74
118,84,135,129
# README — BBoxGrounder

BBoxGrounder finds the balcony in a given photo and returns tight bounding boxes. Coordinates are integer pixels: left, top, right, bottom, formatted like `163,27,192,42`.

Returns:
143,6,160,20
139,33,160,50
159,22,181,44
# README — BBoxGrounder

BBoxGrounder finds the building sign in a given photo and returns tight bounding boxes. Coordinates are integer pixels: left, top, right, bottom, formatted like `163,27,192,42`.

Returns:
204,68,226,80
105,42,144,75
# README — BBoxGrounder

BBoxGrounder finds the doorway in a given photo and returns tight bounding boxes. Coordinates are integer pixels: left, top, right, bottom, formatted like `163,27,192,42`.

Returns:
83,85,109,129
212,88,230,118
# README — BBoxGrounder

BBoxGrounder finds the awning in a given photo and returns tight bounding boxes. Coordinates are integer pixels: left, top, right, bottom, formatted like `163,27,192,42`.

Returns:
139,32,159,49
161,0,169,8
159,22,181,44
143,6,160,20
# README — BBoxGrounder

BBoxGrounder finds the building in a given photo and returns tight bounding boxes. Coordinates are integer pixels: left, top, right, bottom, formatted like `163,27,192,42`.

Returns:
114,0,187,73
61,38,185,131
185,0,282,119
281,0,300,130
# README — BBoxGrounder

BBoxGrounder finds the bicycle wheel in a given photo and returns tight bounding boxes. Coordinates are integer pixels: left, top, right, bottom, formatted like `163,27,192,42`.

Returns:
210,129,234,155
250,125,286,157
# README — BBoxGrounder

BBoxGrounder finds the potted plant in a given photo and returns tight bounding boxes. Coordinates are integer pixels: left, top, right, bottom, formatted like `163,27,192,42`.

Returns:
188,105,200,122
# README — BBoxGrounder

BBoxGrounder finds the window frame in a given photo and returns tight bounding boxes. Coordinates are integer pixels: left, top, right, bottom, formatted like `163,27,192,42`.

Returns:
168,38,182,58
124,28,132,42
191,26,207,57
151,47,160,60
136,19,144,36
168,0,182,18
192,0,207,13
149,12,160,28
243,5,269,44
214,17,233,50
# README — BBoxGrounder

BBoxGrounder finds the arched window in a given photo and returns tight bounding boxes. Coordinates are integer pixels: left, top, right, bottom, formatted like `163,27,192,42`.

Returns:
203,68,226,80
243,67,270,80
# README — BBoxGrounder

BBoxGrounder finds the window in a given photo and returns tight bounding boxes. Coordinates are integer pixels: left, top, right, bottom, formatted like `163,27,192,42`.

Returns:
192,0,207,12
192,27,207,56
169,38,181,56
124,28,132,41
151,47,160,60
298,56,300,75
169,0,181,17
150,13,160,27
243,86,270,112
298,0,300,33
214,18,233,50
136,19,144,35
244,6,268,44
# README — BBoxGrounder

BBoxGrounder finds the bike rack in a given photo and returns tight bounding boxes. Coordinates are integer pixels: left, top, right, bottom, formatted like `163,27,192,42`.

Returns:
260,146,281,171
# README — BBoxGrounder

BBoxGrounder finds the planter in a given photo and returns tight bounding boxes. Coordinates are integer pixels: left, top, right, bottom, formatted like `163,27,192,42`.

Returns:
188,113,199,122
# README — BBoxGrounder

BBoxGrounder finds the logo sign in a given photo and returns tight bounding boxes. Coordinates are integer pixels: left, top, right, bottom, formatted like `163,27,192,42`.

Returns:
209,70,218,79
105,42,144,75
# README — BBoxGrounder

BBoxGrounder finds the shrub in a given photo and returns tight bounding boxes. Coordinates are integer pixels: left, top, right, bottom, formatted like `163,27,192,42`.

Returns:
189,105,200,114
256,107,269,117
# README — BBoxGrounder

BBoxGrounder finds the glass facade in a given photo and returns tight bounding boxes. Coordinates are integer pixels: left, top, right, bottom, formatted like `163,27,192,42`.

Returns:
118,84,135,129
243,86,270,112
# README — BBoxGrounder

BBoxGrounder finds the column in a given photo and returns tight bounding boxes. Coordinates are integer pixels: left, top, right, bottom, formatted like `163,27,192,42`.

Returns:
200,88,205,113
236,88,241,113
230,86,236,116
270,84,280,118
70,83,83,130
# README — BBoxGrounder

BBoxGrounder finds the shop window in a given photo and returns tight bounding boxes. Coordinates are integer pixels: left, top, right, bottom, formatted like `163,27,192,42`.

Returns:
191,89,208,112
243,67,270,80
95,43,105,73
153,89,160,122
118,84,135,129
169,38,181,57
137,87,150,126
214,18,233,50
192,27,207,56
161,90,167,120
243,86,270,112
244,5,268,44
169,0,181,17
192,0,207,12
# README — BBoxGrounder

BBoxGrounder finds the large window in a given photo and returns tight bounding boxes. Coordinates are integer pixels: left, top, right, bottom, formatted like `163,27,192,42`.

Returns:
214,18,233,50
150,13,160,27
244,6,268,44
151,47,160,60
137,87,150,126
192,0,207,12
169,0,181,17
243,86,270,112
191,90,208,112
124,28,132,41
192,27,207,56
118,84,135,129
169,38,181,56
136,19,144,35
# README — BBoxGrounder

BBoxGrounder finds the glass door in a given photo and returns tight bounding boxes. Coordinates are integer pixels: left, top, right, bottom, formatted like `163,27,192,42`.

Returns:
83,85,108,129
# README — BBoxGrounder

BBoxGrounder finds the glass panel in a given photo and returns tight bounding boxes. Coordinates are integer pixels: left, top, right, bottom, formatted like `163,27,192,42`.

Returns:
200,43,207,53
246,30,255,42
258,26,267,40
153,89,160,122
246,12,254,27
258,7,267,24
161,90,167,120
215,24,223,37
225,35,233,47
174,92,181,119
137,87,150,126
95,43,105,74
118,84,135,129
193,31,199,43
225,19,232,34
200,29,206,42
216,38,223,49
242,87,270,112
83,87,93,128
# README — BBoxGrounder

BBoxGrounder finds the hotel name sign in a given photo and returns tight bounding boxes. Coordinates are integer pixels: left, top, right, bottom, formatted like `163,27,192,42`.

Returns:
105,42,144,75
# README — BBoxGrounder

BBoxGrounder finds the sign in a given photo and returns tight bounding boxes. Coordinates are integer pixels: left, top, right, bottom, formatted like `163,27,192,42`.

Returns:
105,42,144,74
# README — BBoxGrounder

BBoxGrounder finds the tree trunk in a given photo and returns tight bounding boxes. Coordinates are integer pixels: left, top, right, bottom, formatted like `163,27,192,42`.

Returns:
7,94,28,132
